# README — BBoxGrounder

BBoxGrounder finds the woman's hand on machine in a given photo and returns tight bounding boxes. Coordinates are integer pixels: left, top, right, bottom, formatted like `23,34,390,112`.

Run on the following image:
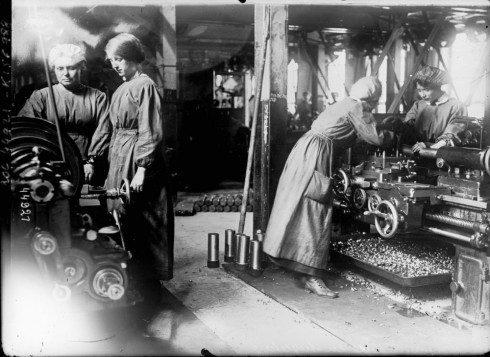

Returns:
131,166,146,192
84,163,94,183
379,116,404,133
412,142,427,153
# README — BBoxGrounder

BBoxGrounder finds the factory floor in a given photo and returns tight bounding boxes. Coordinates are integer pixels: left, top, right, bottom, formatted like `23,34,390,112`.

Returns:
4,187,490,356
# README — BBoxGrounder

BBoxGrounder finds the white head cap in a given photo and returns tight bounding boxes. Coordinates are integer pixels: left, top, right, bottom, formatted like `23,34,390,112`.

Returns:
48,44,86,67
350,76,382,103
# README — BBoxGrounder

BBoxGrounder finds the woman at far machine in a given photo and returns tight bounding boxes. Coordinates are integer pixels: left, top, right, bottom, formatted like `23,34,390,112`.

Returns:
18,44,111,185
383,65,467,153
263,76,397,298
91,33,174,299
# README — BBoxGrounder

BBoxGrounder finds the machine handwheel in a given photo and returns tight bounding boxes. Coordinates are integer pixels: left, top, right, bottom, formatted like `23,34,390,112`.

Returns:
374,200,399,239
332,169,350,197
352,188,368,210
119,178,132,207
367,193,382,212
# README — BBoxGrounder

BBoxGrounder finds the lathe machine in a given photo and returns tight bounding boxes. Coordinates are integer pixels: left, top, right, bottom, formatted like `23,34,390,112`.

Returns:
330,137,490,325
9,116,136,308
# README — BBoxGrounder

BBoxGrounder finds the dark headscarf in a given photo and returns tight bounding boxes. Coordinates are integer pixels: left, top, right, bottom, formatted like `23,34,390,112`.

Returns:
413,65,449,87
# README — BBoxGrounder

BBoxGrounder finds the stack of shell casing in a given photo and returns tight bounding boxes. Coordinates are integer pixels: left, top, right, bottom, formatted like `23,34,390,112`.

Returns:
194,193,254,213
331,237,454,277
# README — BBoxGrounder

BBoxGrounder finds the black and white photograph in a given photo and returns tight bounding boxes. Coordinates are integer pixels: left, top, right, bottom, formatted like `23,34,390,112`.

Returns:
1,0,490,355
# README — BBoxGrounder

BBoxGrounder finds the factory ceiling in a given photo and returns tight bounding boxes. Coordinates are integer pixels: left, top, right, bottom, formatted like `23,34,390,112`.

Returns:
175,4,489,51
15,2,489,43
177,4,489,31
12,2,490,70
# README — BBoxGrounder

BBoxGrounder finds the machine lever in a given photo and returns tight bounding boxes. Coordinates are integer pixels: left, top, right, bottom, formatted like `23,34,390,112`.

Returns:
363,210,391,220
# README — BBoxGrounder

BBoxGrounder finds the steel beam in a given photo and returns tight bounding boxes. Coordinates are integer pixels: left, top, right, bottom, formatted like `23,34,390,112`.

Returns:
387,13,445,113
372,13,407,77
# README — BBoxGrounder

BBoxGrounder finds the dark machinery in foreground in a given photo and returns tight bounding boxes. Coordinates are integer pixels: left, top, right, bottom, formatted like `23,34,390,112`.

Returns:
10,117,135,307
331,137,490,325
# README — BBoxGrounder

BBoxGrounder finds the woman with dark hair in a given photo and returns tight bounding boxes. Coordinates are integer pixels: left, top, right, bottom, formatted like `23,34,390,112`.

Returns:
263,77,397,298
383,65,467,153
92,33,174,295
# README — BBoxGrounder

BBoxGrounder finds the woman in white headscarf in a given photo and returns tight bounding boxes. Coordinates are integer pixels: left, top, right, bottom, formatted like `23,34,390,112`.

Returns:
18,44,111,184
263,76,397,298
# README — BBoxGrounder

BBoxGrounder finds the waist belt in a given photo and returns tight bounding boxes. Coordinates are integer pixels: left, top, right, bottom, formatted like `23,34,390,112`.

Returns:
309,128,333,142
114,128,138,135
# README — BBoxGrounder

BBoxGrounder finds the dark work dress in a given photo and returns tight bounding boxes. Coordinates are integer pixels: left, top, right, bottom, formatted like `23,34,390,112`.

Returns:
94,73,174,281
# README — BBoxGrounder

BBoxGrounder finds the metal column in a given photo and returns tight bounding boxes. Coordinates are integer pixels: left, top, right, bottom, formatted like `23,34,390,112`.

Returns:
388,13,445,113
484,36,490,148
386,38,404,112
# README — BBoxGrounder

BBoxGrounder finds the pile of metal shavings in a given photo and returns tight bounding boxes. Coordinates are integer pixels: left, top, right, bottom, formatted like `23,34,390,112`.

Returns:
331,237,454,277
338,270,454,321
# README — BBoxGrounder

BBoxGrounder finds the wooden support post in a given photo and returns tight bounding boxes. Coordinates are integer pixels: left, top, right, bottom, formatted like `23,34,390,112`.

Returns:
253,5,288,233
159,5,178,155
253,5,267,232
387,13,445,114
269,5,288,217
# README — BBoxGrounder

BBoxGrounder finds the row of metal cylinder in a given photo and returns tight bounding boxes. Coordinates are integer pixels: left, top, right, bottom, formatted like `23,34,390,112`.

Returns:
195,194,254,212
207,229,265,273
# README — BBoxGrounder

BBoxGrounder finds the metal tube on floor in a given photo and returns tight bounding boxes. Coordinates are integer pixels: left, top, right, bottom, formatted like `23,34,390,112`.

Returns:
224,229,236,263
207,233,220,268
254,230,265,243
249,240,262,273
254,229,269,264
235,234,251,270
235,233,244,261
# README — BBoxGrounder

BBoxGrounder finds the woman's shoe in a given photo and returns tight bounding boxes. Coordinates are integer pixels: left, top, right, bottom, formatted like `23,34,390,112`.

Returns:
304,277,339,298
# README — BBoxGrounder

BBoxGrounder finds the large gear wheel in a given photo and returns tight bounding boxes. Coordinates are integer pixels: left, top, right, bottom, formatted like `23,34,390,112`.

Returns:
10,116,84,197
